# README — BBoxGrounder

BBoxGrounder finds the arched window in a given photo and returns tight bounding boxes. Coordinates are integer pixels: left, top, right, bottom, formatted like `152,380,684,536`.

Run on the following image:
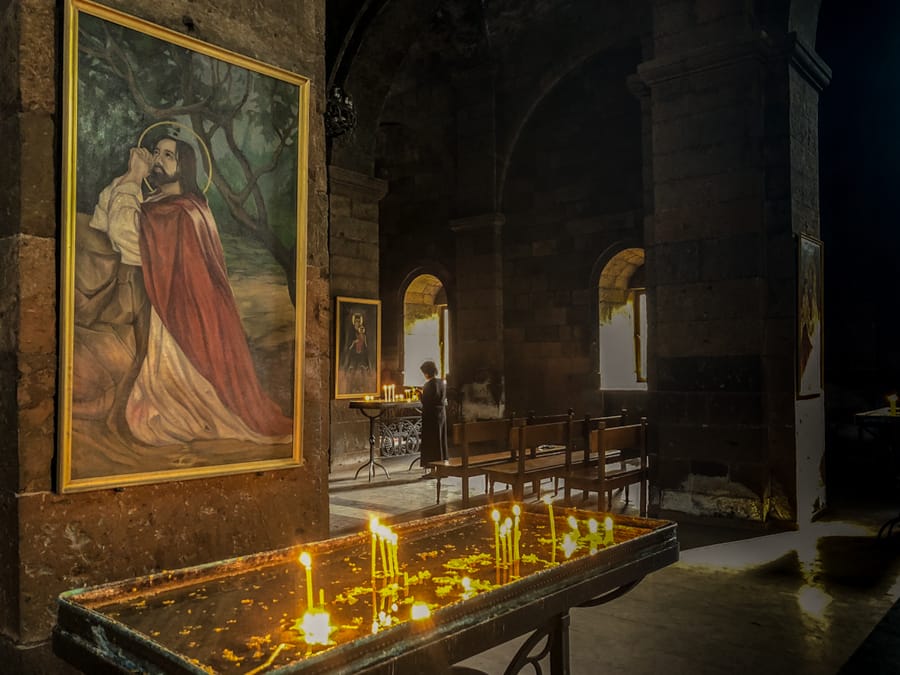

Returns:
403,274,450,385
598,248,647,390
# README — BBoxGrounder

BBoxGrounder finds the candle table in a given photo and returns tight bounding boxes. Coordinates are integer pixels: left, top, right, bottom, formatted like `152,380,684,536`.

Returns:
348,399,422,481
54,504,677,674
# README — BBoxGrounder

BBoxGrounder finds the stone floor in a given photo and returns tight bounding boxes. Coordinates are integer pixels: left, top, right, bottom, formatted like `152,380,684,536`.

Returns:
328,454,900,674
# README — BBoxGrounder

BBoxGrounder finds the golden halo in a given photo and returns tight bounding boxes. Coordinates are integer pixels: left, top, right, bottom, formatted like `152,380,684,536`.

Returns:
137,120,213,194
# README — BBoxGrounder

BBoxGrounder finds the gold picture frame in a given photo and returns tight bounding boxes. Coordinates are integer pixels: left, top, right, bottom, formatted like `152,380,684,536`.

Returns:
797,233,824,399
58,0,310,492
334,297,382,399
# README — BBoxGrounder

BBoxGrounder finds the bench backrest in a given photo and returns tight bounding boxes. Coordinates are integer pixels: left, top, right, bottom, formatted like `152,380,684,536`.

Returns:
589,418,648,479
452,419,515,466
509,418,574,473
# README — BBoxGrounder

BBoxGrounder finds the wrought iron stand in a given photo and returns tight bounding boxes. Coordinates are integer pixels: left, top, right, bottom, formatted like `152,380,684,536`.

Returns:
348,400,422,481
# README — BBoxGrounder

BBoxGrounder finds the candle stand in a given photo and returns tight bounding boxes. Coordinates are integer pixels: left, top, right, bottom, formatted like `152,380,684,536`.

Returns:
54,504,678,674
349,399,422,481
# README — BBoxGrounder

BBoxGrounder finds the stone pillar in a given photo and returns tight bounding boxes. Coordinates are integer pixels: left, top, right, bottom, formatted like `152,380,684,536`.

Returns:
0,1,66,669
451,213,506,420
638,5,828,523
638,36,769,520
328,165,388,467
0,3,331,671
453,67,498,216
775,37,831,522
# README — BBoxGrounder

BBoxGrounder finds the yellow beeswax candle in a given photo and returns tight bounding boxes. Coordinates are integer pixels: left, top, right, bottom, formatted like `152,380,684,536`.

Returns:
492,509,501,566
369,517,379,580
512,504,521,562
299,552,314,609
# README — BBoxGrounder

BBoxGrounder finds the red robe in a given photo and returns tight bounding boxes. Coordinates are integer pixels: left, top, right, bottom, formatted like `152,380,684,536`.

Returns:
138,193,293,439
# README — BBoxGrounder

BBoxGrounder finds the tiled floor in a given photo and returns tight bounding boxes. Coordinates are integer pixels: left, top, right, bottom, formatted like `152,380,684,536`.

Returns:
328,456,900,674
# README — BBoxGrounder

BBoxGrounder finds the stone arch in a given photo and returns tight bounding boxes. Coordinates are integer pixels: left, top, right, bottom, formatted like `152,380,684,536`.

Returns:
330,0,444,174
591,245,647,390
397,262,455,384
496,4,648,209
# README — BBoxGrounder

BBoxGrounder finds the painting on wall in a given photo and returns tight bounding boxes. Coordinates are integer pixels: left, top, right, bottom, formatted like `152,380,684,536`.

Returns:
335,297,381,399
57,0,310,492
797,233,824,398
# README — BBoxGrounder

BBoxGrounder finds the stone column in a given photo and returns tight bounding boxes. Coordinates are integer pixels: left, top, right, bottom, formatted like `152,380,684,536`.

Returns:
328,165,388,467
772,37,832,522
451,213,506,420
638,11,829,523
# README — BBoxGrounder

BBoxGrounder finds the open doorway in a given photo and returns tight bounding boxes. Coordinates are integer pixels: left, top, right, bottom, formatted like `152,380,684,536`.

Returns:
598,248,647,391
403,274,450,386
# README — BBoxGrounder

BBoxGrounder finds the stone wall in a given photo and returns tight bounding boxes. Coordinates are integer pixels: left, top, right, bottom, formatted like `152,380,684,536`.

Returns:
0,0,329,670
329,166,386,467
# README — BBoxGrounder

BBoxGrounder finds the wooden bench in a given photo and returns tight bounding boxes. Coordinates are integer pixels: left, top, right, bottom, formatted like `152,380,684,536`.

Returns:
483,417,576,501
559,418,649,515
427,410,628,505
428,417,523,505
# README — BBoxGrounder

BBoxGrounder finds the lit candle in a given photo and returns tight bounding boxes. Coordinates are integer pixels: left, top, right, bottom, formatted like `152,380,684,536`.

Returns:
369,517,379,580
504,517,513,565
378,526,389,576
604,516,614,546
390,531,399,578
588,518,599,554
461,576,473,599
299,552,314,610
567,515,580,536
499,523,508,566
491,509,501,566
543,495,556,560
512,504,521,562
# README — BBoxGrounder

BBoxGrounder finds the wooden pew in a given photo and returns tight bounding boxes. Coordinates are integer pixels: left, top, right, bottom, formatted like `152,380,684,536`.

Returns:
428,417,523,505
483,416,575,501
561,418,649,515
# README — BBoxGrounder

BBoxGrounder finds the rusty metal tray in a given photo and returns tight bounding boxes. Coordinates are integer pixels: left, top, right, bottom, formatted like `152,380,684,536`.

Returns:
54,503,678,674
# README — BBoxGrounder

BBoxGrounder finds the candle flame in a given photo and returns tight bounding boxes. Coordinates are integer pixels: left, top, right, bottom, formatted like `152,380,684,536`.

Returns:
461,577,472,591
299,609,332,645
562,533,577,559
411,602,431,620
567,515,578,531
587,518,598,534
542,494,553,505
369,516,379,532
604,516,613,531
512,504,521,516
299,552,311,568
491,509,500,522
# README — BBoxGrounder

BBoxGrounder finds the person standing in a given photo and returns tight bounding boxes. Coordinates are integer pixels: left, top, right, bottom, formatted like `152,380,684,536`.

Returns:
418,360,448,473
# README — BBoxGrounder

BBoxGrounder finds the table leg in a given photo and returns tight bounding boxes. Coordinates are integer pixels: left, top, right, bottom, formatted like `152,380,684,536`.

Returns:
501,612,571,675
354,410,390,481
548,612,571,675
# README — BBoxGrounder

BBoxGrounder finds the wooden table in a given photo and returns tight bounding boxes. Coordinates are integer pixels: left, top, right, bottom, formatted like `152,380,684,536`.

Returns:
348,399,422,481
54,504,678,674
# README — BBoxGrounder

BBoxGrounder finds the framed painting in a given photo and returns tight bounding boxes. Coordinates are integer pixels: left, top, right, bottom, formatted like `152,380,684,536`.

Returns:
335,297,381,399
57,0,310,492
797,233,824,399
